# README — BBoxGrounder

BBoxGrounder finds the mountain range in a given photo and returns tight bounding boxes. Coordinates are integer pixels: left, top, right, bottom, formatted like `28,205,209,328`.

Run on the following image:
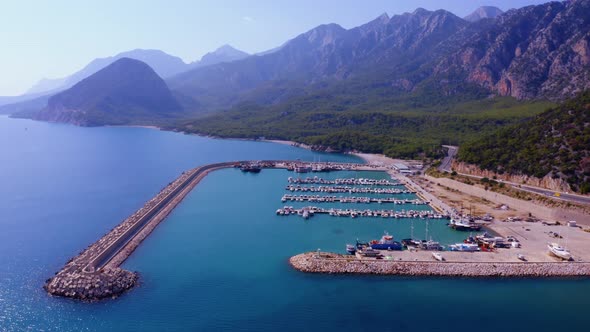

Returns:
167,0,590,114
5,1,590,179
9,1,590,118
23,45,250,97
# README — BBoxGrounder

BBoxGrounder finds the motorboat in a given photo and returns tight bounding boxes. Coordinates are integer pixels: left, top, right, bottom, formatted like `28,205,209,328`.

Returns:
548,243,572,260
432,252,445,261
346,244,356,255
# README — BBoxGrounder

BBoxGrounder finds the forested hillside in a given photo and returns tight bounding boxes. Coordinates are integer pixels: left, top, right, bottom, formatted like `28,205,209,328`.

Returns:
459,92,590,193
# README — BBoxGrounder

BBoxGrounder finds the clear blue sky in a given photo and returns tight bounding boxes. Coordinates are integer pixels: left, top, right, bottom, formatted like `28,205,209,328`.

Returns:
0,0,550,96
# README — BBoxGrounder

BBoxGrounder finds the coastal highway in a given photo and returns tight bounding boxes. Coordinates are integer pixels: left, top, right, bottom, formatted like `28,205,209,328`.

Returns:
437,145,589,206
439,145,458,173
513,183,590,206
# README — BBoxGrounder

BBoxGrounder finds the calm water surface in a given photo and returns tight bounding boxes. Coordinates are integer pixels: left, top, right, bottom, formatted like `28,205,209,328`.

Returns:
0,115,588,331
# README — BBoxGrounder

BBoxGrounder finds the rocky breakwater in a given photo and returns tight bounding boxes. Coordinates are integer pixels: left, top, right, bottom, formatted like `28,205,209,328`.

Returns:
290,253,590,277
44,165,217,301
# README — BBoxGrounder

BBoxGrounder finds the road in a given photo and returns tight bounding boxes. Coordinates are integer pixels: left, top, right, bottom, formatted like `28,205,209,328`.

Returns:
514,183,590,206
455,172,590,207
439,145,458,173
436,145,590,207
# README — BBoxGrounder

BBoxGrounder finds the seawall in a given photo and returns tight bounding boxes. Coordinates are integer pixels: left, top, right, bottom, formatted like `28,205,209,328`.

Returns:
44,162,236,301
290,252,590,277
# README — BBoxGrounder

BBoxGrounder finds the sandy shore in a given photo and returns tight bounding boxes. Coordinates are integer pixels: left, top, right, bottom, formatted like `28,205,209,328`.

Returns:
262,139,313,150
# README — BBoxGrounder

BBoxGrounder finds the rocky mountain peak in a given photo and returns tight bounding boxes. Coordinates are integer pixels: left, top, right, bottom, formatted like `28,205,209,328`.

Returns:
464,6,504,22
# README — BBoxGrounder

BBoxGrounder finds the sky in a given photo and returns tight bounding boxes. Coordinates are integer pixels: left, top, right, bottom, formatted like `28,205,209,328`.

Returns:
0,0,550,96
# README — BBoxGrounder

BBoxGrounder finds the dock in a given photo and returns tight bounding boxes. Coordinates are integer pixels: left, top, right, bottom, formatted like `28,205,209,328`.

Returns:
288,177,404,186
285,185,414,194
276,206,445,219
281,194,427,205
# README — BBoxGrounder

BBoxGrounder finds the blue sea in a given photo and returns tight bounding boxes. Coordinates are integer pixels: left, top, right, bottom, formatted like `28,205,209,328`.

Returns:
0,115,588,331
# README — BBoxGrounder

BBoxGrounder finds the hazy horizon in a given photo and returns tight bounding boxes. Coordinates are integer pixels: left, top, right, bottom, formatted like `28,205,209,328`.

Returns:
1,0,549,96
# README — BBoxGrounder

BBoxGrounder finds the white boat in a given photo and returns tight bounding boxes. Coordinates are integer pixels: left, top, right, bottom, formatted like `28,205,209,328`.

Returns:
448,243,480,252
432,252,444,261
548,243,572,260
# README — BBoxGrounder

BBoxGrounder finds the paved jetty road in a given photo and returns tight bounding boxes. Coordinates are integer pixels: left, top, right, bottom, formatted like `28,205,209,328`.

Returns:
439,145,458,173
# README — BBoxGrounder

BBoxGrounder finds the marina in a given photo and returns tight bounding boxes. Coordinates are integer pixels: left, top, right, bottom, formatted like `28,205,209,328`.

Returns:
43,160,409,301
43,158,590,302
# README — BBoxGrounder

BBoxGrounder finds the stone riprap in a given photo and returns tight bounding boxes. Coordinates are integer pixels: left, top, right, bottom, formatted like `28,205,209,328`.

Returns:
290,252,590,277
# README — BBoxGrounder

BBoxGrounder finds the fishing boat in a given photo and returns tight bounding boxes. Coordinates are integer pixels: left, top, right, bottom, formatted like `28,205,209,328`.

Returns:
401,238,421,248
240,163,261,173
420,220,443,250
548,243,572,260
448,216,482,231
432,252,444,261
370,232,403,251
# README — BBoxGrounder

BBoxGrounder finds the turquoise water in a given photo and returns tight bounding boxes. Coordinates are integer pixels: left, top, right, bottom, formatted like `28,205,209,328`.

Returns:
0,115,588,331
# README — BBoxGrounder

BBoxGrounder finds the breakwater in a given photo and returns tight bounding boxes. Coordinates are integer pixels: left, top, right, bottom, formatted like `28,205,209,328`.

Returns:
44,161,236,301
290,252,590,277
